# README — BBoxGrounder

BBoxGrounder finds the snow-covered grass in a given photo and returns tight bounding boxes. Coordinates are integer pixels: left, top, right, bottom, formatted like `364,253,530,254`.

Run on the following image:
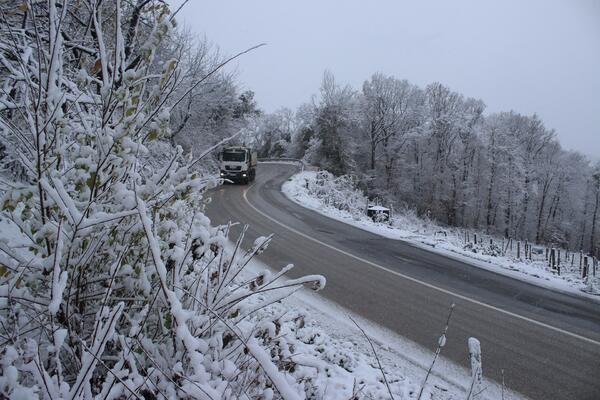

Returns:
283,171,600,299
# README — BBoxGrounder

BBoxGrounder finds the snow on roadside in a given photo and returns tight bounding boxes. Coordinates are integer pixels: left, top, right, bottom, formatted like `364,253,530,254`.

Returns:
282,170,600,300
234,243,525,400
0,190,522,399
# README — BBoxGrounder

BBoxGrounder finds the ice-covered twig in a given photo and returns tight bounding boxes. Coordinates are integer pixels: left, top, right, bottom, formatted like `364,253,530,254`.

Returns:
349,315,395,400
78,210,138,230
216,270,325,312
49,220,67,316
418,303,455,400
189,130,244,168
0,240,40,268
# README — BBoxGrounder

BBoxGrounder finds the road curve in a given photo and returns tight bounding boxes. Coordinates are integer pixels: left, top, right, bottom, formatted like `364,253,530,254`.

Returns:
205,162,600,400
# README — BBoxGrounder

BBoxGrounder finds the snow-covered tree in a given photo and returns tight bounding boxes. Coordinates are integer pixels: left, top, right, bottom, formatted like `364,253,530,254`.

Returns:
312,71,361,175
590,165,600,256
251,108,295,158
163,29,261,168
277,71,597,254
361,74,424,194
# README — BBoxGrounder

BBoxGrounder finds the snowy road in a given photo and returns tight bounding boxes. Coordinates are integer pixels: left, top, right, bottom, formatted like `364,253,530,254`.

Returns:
206,162,600,400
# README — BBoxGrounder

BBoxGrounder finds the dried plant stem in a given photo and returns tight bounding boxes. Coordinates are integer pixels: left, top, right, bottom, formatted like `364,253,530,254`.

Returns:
418,303,456,400
349,315,395,400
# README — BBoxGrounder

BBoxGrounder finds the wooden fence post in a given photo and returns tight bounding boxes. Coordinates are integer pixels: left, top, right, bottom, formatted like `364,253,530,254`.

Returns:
550,248,560,275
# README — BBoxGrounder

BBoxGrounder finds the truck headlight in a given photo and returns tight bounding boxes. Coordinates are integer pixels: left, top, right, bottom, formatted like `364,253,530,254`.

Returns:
242,173,247,177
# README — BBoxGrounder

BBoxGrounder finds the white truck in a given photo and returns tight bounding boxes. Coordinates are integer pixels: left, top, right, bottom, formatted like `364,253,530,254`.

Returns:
219,146,257,184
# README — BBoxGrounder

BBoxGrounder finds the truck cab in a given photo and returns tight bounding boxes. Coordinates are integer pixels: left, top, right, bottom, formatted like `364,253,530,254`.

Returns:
219,146,257,184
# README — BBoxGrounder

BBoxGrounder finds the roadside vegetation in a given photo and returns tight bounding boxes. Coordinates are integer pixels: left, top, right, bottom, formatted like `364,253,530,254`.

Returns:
252,72,600,263
0,2,324,398
284,170,599,295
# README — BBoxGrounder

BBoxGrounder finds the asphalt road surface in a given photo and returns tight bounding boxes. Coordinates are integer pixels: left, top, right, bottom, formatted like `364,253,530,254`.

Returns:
206,162,600,400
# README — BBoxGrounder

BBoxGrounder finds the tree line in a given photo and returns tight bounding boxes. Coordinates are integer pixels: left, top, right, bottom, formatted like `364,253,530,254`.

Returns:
252,71,600,256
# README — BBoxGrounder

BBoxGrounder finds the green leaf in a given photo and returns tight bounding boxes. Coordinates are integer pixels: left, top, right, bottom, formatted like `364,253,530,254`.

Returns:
2,199,14,212
86,172,96,190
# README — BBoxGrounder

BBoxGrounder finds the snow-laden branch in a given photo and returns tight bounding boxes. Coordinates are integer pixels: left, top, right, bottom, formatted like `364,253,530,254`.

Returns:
246,339,302,400
68,303,125,400
49,221,67,316
78,210,138,230
136,195,217,400
189,129,243,168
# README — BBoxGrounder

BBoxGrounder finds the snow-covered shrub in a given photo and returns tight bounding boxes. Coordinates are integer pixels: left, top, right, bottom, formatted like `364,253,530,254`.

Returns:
307,171,367,216
0,2,323,399
463,241,503,257
390,206,435,233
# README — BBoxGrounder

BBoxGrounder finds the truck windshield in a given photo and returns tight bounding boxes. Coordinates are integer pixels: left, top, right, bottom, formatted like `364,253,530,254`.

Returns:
222,151,246,162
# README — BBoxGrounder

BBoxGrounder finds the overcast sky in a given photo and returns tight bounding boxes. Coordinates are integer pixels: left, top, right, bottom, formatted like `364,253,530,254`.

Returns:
170,0,600,157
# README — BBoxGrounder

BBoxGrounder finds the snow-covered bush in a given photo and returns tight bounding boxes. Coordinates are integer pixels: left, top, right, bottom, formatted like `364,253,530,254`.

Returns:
463,241,503,257
307,171,367,216
0,2,323,399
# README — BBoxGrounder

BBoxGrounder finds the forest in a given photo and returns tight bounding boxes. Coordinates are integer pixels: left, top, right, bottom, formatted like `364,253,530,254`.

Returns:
251,71,600,256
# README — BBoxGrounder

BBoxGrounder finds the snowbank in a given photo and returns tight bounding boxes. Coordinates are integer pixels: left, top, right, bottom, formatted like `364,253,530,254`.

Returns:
282,171,600,299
